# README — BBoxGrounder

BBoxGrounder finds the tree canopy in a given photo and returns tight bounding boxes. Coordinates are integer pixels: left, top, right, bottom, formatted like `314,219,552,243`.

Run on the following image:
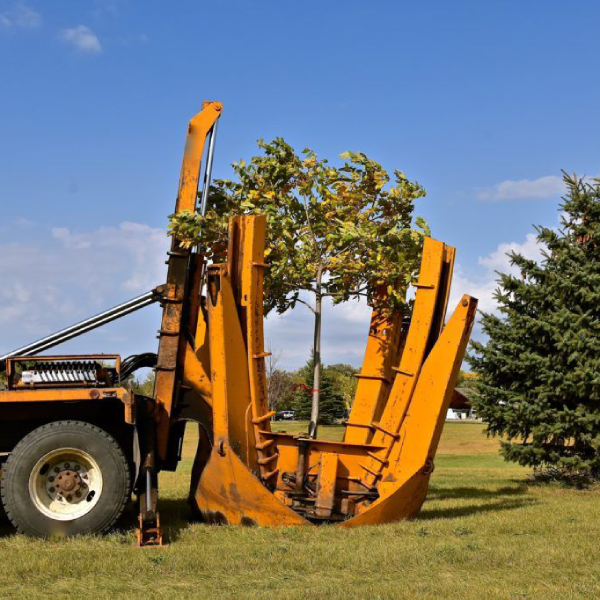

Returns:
469,173,600,476
169,138,428,313
169,137,428,437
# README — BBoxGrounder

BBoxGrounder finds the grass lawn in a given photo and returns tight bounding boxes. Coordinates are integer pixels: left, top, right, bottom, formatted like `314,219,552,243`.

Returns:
1,421,599,598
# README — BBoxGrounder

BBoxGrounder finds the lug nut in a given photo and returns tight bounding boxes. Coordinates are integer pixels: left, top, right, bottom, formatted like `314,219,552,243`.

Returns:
67,495,72,501
54,467,60,473
74,465,80,471
49,487,55,493
48,476,54,482
64,463,70,469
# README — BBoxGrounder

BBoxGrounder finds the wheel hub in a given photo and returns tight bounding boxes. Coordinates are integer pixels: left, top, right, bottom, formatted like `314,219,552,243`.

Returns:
29,449,102,520
54,470,82,496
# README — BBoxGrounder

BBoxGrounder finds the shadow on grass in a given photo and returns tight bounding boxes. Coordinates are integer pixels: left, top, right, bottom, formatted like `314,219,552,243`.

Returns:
418,483,536,520
426,484,528,501
0,495,197,543
0,484,536,540
111,497,196,543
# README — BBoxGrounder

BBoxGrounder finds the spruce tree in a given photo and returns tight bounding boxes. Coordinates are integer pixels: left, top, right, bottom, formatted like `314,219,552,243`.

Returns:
469,174,600,476
293,354,346,426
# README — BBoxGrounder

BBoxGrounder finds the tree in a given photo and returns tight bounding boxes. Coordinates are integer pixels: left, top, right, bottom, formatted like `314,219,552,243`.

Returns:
169,138,428,438
455,370,479,389
469,173,600,477
267,369,296,412
324,363,358,410
265,346,296,412
293,354,346,425
132,371,155,397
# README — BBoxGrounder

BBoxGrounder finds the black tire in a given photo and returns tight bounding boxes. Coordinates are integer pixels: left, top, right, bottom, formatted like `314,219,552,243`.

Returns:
1,420,131,538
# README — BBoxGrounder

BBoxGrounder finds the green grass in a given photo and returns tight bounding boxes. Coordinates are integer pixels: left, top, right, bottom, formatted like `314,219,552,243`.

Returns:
1,421,600,598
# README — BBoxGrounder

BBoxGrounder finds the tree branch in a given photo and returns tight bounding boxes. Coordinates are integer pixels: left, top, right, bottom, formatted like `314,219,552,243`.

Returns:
293,297,316,314
303,196,322,257
322,287,367,297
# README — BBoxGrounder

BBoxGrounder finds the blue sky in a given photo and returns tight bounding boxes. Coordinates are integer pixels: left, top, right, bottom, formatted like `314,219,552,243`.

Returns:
1,1,599,368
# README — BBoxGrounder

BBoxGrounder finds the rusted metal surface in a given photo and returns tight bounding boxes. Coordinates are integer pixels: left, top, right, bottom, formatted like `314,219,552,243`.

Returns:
1,354,131,411
342,295,477,526
154,102,223,462
314,452,339,519
236,215,279,486
359,238,447,490
343,289,402,445
136,402,163,546
5,355,121,390
192,441,309,527
0,387,128,403
136,514,163,547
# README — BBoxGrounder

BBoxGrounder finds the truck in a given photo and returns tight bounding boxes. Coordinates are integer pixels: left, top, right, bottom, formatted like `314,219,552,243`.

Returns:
0,101,477,545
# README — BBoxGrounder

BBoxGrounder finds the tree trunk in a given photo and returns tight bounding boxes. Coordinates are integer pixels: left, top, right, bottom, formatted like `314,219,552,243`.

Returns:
308,265,323,439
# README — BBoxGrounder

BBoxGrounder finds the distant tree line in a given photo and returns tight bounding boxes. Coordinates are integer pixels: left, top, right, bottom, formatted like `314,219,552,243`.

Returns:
128,355,357,426
268,353,356,425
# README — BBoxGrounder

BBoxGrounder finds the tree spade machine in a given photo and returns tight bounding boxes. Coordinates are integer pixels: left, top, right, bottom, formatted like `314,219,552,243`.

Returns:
0,102,477,545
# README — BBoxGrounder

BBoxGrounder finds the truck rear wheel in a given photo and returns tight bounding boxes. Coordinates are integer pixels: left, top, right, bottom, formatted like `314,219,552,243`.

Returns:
1,420,131,538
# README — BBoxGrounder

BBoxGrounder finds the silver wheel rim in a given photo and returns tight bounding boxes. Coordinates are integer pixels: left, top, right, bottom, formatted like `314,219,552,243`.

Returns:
28,448,103,521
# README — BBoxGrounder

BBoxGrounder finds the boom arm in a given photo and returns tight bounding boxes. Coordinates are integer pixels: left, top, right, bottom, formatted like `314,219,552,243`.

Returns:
153,101,223,461
0,288,162,371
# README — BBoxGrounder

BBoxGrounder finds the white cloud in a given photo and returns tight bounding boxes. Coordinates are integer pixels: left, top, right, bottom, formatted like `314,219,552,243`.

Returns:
449,267,498,316
0,218,370,369
0,2,42,29
50,222,168,293
478,232,545,273
0,218,548,370
0,222,168,356
269,234,547,369
477,175,564,201
448,233,546,319
60,25,102,54
265,292,372,369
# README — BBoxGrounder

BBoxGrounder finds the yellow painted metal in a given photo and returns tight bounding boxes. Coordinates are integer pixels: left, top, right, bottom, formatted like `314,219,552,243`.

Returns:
206,264,258,471
0,103,479,535
179,253,212,416
237,215,280,485
193,442,309,526
0,387,128,403
359,238,447,489
339,295,477,526
188,218,476,527
435,245,456,337
383,307,477,492
191,239,311,526
265,432,383,490
315,452,339,518
344,291,402,445
154,101,222,461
